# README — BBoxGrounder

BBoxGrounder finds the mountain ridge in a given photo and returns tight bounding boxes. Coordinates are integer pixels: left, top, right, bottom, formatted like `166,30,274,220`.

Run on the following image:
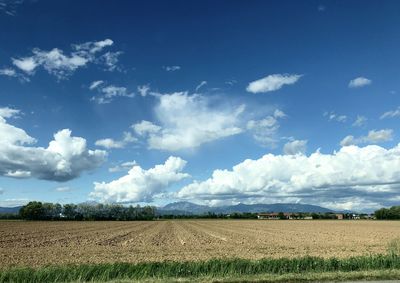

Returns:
158,201,336,215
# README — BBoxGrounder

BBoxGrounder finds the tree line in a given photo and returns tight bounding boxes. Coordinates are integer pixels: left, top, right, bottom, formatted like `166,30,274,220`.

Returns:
374,206,400,220
18,201,156,220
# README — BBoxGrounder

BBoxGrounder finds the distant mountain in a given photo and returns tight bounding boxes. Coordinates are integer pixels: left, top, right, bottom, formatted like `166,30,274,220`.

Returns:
158,201,333,215
0,206,22,214
159,201,210,215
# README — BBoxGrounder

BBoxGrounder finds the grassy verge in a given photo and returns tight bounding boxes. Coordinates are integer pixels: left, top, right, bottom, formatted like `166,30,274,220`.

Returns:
1,255,400,283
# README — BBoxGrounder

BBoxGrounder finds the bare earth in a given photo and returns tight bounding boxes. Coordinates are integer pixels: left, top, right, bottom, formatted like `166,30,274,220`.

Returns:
0,220,399,268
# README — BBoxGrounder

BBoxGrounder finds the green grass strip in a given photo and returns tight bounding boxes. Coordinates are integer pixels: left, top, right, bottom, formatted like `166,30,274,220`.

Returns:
1,255,400,283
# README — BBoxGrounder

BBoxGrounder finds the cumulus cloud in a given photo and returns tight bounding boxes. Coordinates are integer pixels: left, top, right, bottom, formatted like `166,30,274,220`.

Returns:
340,129,393,146
91,156,189,203
163,65,181,72
8,39,118,80
90,83,134,104
0,109,106,181
246,74,302,93
177,144,400,211
324,111,347,123
348,77,371,88
352,115,367,127
131,92,245,151
246,109,286,147
95,132,137,149
283,140,307,155
380,107,400,119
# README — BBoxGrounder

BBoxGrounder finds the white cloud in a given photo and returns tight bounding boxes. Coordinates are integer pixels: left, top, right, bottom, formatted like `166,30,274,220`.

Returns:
109,161,137,173
195,81,207,92
348,77,371,88
137,84,150,97
12,57,38,73
0,112,106,181
246,74,302,93
0,198,29,207
131,92,245,151
89,80,104,90
380,107,400,119
97,51,123,71
10,39,117,80
163,66,181,72
95,132,137,149
132,120,162,136
73,38,113,53
246,110,286,147
90,84,134,104
0,107,20,119
91,156,189,203
0,68,16,77
55,186,71,192
0,187,3,194
95,138,125,149
283,140,307,155
177,144,400,211
324,111,347,123
340,129,393,146
0,0,24,16
352,115,367,127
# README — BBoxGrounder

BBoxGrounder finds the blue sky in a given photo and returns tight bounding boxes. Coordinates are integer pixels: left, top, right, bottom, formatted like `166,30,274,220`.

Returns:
1,0,400,212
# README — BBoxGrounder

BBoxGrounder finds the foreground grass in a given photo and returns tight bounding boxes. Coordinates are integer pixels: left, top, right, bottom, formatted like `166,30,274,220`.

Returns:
99,269,400,282
2,255,400,283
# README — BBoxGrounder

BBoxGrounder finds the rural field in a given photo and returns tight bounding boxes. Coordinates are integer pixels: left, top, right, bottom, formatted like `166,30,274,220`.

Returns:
1,220,399,268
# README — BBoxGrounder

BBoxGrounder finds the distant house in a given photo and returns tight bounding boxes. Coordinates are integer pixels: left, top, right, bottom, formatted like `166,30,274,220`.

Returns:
257,213,280,220
335,213,344,220
257,212,312,220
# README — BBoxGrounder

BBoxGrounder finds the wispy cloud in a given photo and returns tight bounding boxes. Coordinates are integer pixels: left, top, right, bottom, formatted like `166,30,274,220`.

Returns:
380,107,400,119
163,65,181,72
340,129,393,146
95,132,137,149
324,111,347,123
352,115,367,127
89,81,134,104
0,0,24,16
137,84,150,97
55,186,72,192
246,73,302,93
109,161,137,173
6,39,119,80
195,81,207,92
348,77,371,88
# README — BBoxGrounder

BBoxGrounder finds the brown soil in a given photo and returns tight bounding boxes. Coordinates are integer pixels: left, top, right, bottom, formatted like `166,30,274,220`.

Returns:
0,220,399,268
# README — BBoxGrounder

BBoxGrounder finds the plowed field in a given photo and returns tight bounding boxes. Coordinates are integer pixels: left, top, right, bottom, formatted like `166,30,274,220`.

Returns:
1,220,399,268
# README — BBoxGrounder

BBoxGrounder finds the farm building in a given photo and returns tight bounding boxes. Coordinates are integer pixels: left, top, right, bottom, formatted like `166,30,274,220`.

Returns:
257,213,312,220
335,213,344,220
